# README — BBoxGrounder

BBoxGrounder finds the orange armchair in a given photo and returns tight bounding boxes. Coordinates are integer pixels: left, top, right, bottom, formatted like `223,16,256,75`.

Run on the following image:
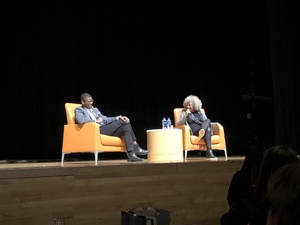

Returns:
173,108,227,161
61,103,127,166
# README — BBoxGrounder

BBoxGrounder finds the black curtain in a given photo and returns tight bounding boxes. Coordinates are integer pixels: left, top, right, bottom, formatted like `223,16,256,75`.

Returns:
268,0,300,152
2,1,298,161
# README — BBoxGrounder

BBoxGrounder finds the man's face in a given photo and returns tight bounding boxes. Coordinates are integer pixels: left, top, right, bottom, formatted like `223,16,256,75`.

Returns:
82,97,94,109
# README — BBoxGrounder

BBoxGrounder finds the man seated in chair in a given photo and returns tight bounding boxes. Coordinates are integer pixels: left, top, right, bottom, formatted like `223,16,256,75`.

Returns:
177,95,217,160
74,92,149,162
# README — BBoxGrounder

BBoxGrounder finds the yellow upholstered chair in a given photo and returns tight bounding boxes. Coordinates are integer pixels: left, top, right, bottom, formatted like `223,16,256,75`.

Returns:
173,108,227,161
61,103,126,166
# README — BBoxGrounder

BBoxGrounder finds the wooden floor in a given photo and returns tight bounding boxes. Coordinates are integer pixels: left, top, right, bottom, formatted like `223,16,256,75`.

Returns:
0,156,244,225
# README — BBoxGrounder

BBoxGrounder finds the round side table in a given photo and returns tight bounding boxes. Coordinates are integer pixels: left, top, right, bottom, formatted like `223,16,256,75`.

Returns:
146,128,183,162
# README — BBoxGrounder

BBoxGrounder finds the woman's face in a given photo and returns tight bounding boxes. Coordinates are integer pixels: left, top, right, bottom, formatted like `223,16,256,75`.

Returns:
186,102,195,112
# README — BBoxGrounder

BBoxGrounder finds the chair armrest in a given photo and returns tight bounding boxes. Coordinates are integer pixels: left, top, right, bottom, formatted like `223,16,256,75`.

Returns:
211,122,224,136
211,122,227,149
62,123,101,152
176,125,192,147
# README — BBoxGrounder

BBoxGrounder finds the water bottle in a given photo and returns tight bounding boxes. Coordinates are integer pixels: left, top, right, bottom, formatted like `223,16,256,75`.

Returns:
166,117,172,129
162,117,167,129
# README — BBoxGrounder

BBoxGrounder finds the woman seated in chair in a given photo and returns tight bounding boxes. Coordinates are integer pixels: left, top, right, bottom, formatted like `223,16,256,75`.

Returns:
177,95,217,160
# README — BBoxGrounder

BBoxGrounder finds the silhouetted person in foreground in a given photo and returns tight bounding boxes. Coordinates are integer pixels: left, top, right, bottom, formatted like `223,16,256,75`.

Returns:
221,145,299,225
266,161,300,225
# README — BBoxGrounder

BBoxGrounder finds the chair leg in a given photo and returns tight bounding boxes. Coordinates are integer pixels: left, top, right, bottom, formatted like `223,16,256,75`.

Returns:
94,152,98,165
61,153,65,167
184,150,188,161
224,149,228,161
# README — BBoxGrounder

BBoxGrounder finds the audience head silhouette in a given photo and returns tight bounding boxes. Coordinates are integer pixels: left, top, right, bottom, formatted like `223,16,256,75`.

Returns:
266,162,300,225
254,145,299,201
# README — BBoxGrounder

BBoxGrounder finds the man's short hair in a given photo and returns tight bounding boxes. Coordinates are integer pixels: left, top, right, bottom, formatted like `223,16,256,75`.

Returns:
80,93,92,101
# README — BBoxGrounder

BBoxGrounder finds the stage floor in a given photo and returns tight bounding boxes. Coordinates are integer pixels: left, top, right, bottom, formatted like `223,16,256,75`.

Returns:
0,155,245,225
0,156,244,169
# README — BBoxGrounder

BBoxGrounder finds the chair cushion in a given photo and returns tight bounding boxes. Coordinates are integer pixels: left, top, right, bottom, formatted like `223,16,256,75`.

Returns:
190,135,220,145
100,134,125,146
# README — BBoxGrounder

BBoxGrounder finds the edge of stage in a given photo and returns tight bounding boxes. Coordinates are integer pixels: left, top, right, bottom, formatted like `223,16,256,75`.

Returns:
0,156,244,225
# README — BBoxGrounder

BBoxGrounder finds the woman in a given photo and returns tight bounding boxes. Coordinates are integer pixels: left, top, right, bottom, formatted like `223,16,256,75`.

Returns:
177,95,217,160
221,145,299,225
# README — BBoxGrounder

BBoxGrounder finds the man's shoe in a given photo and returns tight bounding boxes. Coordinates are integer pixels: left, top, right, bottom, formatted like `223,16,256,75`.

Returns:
134,145,150,155
127,152,144,162
206,150,218,161
134,148,150,155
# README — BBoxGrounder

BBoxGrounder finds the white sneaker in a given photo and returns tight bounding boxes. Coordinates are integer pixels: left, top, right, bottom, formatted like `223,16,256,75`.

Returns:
206,157,218,161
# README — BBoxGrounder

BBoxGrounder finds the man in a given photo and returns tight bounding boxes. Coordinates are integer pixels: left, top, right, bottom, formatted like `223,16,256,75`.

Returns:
74,93,149,162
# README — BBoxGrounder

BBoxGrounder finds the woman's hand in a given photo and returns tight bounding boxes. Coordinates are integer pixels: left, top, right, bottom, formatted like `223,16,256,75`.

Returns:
185,109,191,117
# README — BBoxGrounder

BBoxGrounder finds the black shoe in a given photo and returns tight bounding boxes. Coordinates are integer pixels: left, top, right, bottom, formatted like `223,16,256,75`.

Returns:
134,145,150,155
127,152,144,162
206,150,218,161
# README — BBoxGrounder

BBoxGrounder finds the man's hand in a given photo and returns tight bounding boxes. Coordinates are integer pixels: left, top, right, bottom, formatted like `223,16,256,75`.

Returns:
119,116,130,123
96,117,104,124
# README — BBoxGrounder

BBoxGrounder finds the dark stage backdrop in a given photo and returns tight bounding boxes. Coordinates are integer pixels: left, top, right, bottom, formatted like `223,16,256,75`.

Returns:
2,1,298,160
